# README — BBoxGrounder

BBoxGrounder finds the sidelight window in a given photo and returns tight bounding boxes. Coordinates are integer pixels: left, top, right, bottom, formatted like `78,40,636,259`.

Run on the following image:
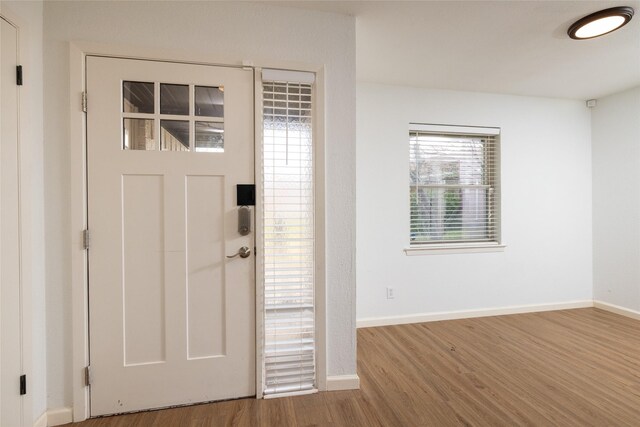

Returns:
261,70,316,397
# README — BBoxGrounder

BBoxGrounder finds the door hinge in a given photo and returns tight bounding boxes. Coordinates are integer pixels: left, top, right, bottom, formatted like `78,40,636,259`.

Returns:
84,366,91,386
19,375,26,395
16,65,23,86
83,229,91,250
82,92,87,113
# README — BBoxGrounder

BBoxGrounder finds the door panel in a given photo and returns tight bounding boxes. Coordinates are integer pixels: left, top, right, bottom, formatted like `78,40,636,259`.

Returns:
185,175,226,359
122,174,166,366
87,56,255,416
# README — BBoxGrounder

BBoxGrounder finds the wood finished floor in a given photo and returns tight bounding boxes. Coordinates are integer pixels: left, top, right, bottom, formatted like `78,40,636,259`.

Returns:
68,308,640,426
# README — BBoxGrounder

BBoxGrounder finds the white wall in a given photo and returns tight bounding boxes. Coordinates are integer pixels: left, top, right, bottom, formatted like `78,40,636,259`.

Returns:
592,86,640,311
43,1,356,410
0,0,46,422
356,83,593,322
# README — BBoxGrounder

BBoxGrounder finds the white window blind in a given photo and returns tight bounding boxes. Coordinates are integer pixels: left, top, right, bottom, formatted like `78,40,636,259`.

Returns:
262,73,315,396
410,125,500,245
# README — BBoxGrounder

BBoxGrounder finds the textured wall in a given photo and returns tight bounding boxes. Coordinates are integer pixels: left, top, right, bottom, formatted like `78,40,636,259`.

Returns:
592,86,640,311
357,83,593,321
44,1,356,409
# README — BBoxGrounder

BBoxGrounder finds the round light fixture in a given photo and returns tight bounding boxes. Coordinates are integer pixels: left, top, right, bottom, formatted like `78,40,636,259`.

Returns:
568,6,634,39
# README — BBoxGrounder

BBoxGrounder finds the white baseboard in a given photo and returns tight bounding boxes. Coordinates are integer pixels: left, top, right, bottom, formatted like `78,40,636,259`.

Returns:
594,300,640,321
326,374,360,391
356,300,594,328
43,407,73,427
33,411,47,427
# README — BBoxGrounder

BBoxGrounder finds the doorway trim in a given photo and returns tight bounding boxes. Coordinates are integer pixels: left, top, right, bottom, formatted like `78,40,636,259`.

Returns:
69,42,327,422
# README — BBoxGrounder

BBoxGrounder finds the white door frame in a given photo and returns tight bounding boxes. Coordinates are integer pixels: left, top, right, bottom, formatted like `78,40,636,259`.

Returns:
69,42,327,422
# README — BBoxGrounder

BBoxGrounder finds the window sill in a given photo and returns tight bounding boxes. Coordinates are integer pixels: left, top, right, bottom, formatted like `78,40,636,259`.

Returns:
404,243,506,256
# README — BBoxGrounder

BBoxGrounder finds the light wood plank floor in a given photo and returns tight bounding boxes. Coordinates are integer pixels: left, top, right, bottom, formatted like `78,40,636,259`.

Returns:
68,308,640,426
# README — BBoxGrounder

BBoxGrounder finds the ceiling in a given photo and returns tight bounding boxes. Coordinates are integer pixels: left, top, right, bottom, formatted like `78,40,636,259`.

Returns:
268,0,640,100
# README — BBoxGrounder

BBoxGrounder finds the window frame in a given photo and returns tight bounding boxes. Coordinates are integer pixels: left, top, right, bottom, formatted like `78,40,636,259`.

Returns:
260,71,318,398
405,123,505,255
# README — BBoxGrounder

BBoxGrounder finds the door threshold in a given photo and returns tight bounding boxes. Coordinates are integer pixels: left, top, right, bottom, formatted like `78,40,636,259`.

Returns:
91,395,257,419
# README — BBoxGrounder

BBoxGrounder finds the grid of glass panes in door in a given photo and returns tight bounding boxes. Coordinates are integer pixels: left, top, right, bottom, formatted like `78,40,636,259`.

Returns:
122,81,225,152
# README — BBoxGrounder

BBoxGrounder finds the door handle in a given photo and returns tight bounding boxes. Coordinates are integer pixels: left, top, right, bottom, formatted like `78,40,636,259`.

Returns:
226,246,251,259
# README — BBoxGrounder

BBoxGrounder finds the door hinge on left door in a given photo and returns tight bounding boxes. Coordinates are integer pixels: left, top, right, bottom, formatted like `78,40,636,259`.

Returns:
82,91,87,113
16,65,23,86
20,375,26,395
84,366,91,386
83,229,91,250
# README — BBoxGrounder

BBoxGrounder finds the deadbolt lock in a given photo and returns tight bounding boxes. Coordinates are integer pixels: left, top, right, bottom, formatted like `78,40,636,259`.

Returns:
227,246,251,259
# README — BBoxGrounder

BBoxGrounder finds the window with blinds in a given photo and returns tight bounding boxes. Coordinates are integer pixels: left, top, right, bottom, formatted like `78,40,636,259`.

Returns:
409,124,500,245
261,72,315,397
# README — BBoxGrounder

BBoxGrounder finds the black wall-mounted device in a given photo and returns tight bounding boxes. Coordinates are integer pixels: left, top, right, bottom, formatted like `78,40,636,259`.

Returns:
236,184,255,206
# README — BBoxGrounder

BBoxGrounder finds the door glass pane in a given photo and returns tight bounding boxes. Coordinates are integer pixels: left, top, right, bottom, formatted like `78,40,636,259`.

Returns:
161,120,190,151
195,86,224,118
160,84,189,115
123,119,155,150
123,81,154,113
195,122,224,153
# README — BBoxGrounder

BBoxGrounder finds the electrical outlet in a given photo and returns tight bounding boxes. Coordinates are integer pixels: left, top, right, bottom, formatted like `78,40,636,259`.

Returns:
386,287,395,299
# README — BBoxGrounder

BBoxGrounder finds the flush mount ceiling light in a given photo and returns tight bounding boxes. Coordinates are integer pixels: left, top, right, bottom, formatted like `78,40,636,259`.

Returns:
568,6,634,39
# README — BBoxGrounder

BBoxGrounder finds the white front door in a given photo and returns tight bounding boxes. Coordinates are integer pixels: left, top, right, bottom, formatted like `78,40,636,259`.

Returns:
86,56,255,416
0,15,23,427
